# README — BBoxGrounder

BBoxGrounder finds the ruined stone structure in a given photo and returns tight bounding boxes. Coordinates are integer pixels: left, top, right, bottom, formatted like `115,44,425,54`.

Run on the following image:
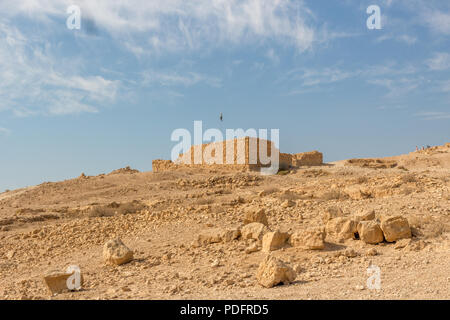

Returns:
152,137,323,173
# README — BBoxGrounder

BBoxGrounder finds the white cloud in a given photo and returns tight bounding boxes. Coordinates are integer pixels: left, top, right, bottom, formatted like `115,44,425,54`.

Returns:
426,52,450,71
141,70,222,88
424,10,450,35
0,0,319,54
367,77,422,97
0,21,119,116
282,67,357,88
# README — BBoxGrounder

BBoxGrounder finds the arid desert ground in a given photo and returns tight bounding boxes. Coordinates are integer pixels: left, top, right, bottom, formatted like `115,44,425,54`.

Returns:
0,144,449,300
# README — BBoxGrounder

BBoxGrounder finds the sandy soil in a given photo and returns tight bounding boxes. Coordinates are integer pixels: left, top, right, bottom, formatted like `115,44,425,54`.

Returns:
0,144,449,300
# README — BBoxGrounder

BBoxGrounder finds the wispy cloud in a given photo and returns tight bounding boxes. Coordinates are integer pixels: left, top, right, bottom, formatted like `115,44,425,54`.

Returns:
426,52,450,71
0,21,119,116
141,70,222,88
424,9,450,35
0,0,320,54
414,111,450,120
375,33,417,45
367,77,423,97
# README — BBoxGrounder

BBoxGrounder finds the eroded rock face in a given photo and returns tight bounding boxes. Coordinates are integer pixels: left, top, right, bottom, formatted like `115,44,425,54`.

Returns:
103,238,134,266
290,228,326,250
380,216,412,242
256,255,296,288
357,221,384,244
244,208,268,226
262,231,289,252
326,217,358,241
241,222,270,241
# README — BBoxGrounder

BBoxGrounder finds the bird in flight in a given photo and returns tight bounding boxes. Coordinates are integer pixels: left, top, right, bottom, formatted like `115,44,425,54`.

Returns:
219,112,223,122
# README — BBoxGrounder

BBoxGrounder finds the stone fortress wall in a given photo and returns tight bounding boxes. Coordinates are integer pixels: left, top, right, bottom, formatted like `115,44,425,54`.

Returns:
153,137,323,173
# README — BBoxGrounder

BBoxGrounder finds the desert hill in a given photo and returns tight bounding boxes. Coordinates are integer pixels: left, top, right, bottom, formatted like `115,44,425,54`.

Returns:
0,143,449,299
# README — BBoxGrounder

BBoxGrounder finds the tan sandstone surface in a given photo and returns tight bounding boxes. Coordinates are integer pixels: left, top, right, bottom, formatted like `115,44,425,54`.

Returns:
0,144,449,300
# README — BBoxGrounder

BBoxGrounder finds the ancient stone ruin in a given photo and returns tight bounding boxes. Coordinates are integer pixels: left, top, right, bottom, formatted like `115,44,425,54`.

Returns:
153,137,323,172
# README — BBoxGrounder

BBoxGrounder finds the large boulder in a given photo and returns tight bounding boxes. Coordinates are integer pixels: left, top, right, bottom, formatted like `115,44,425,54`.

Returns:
380,216,411,242
241,222,270,241
103,238,134,266
357,221,384,244
262,231,290,252
256,255,296,288
243,208,268,226
290,228,326,250
326,217,358,241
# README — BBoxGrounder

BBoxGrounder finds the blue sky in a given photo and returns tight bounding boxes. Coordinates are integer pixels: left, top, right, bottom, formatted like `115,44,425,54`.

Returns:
0,0,449,191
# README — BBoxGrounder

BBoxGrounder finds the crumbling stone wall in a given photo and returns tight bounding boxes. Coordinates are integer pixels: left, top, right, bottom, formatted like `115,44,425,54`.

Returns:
152,138,323,173
292,151,323,166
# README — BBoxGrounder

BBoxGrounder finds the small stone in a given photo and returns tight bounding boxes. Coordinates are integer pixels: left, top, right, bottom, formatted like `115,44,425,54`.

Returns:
241,222,270,241
211,259,220,267
245,242,260,254
262,231,289,252
366,248,378,256
103,238,134,266
322,206,344,223
244,208,268,226
256,255,296,288
43,269,83,295
281,200,295,208
290,228,326,250
357,221,384,244
354,209,376,222
326,217,358,240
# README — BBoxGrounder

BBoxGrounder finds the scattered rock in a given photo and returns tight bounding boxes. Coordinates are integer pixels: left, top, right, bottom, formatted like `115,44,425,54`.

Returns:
243,208,268,226
326,217,358,241
394,238,412,249
43,269,83,295
281,200,295,208
366,248,378,256
220,228,241,242
262,231,289,252
344,185,371,200
103,238,134,266
357,221,384,244
241,222,270,241
380,216,412,242
343,248,358,258
290,228,325,250
256,255,296,288
354,209,375,222
211,259,220,267
245,242,261,254
322,206,344,223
